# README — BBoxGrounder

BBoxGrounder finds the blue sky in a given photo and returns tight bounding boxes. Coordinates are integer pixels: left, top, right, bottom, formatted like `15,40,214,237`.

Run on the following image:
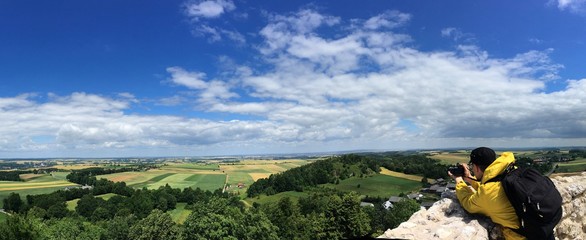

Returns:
1,0,585,158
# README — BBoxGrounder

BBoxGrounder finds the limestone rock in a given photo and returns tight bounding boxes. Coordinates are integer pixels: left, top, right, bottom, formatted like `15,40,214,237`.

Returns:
379,172,586,240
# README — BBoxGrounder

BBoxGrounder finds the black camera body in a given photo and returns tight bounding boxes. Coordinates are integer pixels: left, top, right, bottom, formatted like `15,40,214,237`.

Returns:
448,164,465,176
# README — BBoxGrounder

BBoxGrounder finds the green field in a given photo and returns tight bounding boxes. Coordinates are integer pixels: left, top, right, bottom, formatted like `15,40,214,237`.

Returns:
428,151,470,164
0,173,78,208
66,193,119,211
323,174,421,198
554,158,586,173
244,173,421,206
98,170,226,191
245,190,309,206
169,202,192,224
50,171,71,180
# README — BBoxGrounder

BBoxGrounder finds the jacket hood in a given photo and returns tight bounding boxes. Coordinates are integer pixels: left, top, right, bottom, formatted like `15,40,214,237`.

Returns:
481,152,515,184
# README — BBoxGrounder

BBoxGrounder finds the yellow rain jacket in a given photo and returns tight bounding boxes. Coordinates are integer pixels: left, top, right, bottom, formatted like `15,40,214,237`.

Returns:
455,152,525,240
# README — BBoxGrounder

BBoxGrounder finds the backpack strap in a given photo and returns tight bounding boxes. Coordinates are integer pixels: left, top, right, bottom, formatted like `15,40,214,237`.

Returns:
484,163,516,183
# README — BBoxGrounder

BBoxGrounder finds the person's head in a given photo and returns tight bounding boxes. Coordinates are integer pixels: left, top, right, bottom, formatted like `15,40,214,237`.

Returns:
469,147,496,179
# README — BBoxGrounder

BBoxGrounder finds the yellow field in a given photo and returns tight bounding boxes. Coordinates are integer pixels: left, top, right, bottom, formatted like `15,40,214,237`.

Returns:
0,180,77,191
249,173,272,181
428,151,470,164
379,167,425,182
52,164,103,170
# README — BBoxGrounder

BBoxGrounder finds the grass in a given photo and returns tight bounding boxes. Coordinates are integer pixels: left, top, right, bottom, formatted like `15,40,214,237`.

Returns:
147,173,226,191
0,173,78,208
554,157,586,173
245,173,421,206
245,191,309,206
168,163,220,170
66,193,120,211
98,170,226,192
0,185,76,208
428,151,470,165
0,212,7,222
50,172,71,180
323,174,421,198
169,203,192,224
379,167,425,182
131,173,177,188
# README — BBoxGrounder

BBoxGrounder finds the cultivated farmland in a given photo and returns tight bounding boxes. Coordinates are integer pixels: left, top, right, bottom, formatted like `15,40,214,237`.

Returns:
0,173,78,208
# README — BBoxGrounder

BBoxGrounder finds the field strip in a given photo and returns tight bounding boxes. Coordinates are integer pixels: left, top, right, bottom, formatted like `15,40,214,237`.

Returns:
0,181,75,188
379,167,424,182
0,182,77,191
249,173,271,181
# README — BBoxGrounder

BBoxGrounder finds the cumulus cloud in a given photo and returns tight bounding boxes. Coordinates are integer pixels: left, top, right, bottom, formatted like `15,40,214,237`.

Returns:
171,8,584,149
182,0,245,44
2,8,585,157
441,27,476,43
555,0,586,13
363,10,411,30
184,0,236,19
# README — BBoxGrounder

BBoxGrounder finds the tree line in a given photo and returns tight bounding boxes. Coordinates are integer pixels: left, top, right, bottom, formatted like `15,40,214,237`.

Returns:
0,168,62,181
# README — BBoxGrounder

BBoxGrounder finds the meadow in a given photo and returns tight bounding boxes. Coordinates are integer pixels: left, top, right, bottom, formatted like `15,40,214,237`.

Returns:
427,151,470,165
0,173,78,208
169,202,192,224
323,174,421,197
246,172,422,206
66,193,118,211
554,157,586,173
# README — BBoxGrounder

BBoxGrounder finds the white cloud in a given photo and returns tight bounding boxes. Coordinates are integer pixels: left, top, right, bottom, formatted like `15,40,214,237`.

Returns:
166,66,208,89
184,0,236,19
3,8,585,157
363,10,411,30
441,27,476,43
182,0,245,44
556,0,586,12
166,66,237,105
211,9,583,145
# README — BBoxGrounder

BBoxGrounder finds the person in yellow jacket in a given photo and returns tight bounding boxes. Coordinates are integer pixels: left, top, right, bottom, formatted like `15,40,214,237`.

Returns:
448,147,525,240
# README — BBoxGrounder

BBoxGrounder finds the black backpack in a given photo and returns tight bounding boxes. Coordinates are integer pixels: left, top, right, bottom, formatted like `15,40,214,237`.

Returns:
486,164,563,240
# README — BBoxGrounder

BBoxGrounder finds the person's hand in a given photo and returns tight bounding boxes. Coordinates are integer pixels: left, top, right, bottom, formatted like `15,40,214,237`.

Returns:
460,163,478,183
461,163,472,179
447,168,464,184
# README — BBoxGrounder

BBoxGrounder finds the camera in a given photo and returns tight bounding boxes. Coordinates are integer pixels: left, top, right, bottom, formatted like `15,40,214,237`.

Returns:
448,164,465,176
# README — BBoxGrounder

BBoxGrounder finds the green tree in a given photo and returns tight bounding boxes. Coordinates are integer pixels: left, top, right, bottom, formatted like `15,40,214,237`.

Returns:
46,202,69,219
42,217,105,240
128,209,180,240
3,193,24,213
27,206,47,219
91,206,111,222
240,209,279,240
100,215,136,240
386,199,420,228
182,212,239,240
0,215,43,240
76,194,99,219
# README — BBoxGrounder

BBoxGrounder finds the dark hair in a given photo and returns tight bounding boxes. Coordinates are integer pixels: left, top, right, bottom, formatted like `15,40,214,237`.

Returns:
469,147,496,171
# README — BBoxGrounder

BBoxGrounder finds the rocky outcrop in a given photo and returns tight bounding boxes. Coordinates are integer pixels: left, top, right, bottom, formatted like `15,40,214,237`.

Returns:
379,172,586,240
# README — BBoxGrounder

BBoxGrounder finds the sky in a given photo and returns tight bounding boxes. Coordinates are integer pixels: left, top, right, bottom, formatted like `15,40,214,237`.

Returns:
1,0,585,158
